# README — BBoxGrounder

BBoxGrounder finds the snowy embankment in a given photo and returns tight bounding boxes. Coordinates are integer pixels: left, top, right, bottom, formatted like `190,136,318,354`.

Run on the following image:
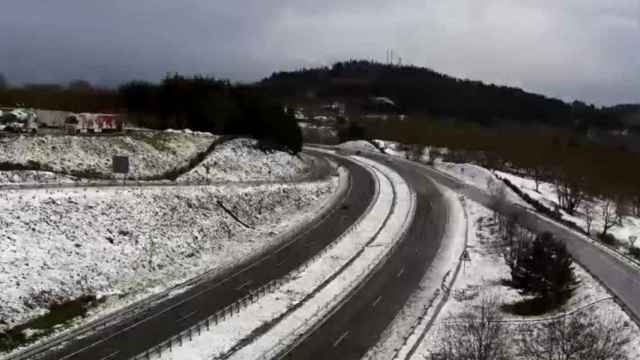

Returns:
0,178,338,336
0,131,215,182
434,162,530,207
156,156,415,360
337,140,379,153
364,185,466,360
177,138,311,183
404,199,640,359
495,170,640,254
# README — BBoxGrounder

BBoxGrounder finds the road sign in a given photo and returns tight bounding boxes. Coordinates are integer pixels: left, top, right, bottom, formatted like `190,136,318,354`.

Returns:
112,156,130,174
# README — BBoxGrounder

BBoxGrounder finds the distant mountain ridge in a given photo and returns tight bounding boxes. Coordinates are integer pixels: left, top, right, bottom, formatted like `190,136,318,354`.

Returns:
261,60,635,130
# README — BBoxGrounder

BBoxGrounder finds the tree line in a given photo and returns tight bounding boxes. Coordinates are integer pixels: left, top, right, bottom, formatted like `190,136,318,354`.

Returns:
0,74,302,153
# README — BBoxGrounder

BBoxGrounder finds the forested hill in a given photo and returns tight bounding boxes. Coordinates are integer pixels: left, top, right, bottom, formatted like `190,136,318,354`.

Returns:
261,60,627,130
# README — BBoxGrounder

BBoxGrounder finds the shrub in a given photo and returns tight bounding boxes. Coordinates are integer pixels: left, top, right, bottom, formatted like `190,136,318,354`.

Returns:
629,246,640,260
598,232,617,246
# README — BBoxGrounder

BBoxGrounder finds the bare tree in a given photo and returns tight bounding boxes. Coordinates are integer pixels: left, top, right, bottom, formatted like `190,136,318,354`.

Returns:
601,199,622,237
554,176,585,216
431,298,509,360
406,144,424,162
583,203,595,236
518,310,630,360
628,236,637,249
632,195,640,217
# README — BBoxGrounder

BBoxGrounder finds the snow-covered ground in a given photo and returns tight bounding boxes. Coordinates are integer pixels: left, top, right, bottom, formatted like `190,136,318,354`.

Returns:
496,170,640,252
337,140,379,153
407,200,640,359
371,140,408,158
435,162,530,208
0,170,79,185
0,131,216,180
154,156,415,360
177,138,311,183
0,178,337,333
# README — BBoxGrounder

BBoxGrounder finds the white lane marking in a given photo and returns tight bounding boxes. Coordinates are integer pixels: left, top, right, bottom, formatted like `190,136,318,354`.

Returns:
236,280,253,291
178,311,196,322
372,296,382,308
396,266,405,278
56,156,354,360
332,330,350,348
98,350,119,360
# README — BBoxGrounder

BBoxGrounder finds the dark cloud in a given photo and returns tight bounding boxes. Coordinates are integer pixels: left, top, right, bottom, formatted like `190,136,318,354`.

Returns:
1,0,638,105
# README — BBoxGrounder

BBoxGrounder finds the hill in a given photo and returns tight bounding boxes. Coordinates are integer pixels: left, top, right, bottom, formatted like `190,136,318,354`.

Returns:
261,60,624,130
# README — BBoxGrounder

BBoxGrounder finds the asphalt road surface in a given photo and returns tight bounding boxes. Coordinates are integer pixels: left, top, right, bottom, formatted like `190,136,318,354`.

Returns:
38,153,376,360
383,154,640,326
279,150,640,360
280,154,450,360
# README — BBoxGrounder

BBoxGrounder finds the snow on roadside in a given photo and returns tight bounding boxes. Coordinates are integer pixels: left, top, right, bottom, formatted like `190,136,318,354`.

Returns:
155,157,415,360
435,162,530,208
177,138,311,183
0,171,79,185
408,200,640,359
0,132,215,179
0,178,337,333
364,184,467,360
371,139,408,158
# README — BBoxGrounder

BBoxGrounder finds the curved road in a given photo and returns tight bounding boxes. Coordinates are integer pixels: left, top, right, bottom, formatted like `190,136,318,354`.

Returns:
279,152,449,360
19,149,635,360
277,149,640,359
33,153,376,360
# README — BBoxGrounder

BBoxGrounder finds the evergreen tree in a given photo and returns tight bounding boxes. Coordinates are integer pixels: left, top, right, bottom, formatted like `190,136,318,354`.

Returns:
509,232,579,304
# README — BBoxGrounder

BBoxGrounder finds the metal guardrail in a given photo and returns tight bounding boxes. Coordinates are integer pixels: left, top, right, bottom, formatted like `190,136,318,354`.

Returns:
264,162,417,360
125,157,382,360
130,277,284,360
2,153,342,360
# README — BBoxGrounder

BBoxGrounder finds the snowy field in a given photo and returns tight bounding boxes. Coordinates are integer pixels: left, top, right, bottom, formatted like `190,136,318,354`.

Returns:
0,177,338,334
0,130,216,180
177,138,311,183
408,200,640,359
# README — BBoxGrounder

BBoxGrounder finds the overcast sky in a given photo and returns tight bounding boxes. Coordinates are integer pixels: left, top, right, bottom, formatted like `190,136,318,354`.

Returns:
1,0,638,105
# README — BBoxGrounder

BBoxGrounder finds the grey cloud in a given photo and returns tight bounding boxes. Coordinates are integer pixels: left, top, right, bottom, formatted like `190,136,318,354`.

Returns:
1,0,638,105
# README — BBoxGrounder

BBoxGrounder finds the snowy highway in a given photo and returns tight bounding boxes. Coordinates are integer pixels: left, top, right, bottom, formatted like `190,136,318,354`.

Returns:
19,152,374,360
9,146,634,360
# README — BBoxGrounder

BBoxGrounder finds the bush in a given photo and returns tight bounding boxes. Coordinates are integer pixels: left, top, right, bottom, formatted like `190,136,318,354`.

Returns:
507,232,579,305
598,232,617,246
629,246,640,260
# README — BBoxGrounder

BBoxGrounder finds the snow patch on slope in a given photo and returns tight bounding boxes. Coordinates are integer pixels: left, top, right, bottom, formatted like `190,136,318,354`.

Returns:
0,179,337,331
177,138,310,183
0,132,215,179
